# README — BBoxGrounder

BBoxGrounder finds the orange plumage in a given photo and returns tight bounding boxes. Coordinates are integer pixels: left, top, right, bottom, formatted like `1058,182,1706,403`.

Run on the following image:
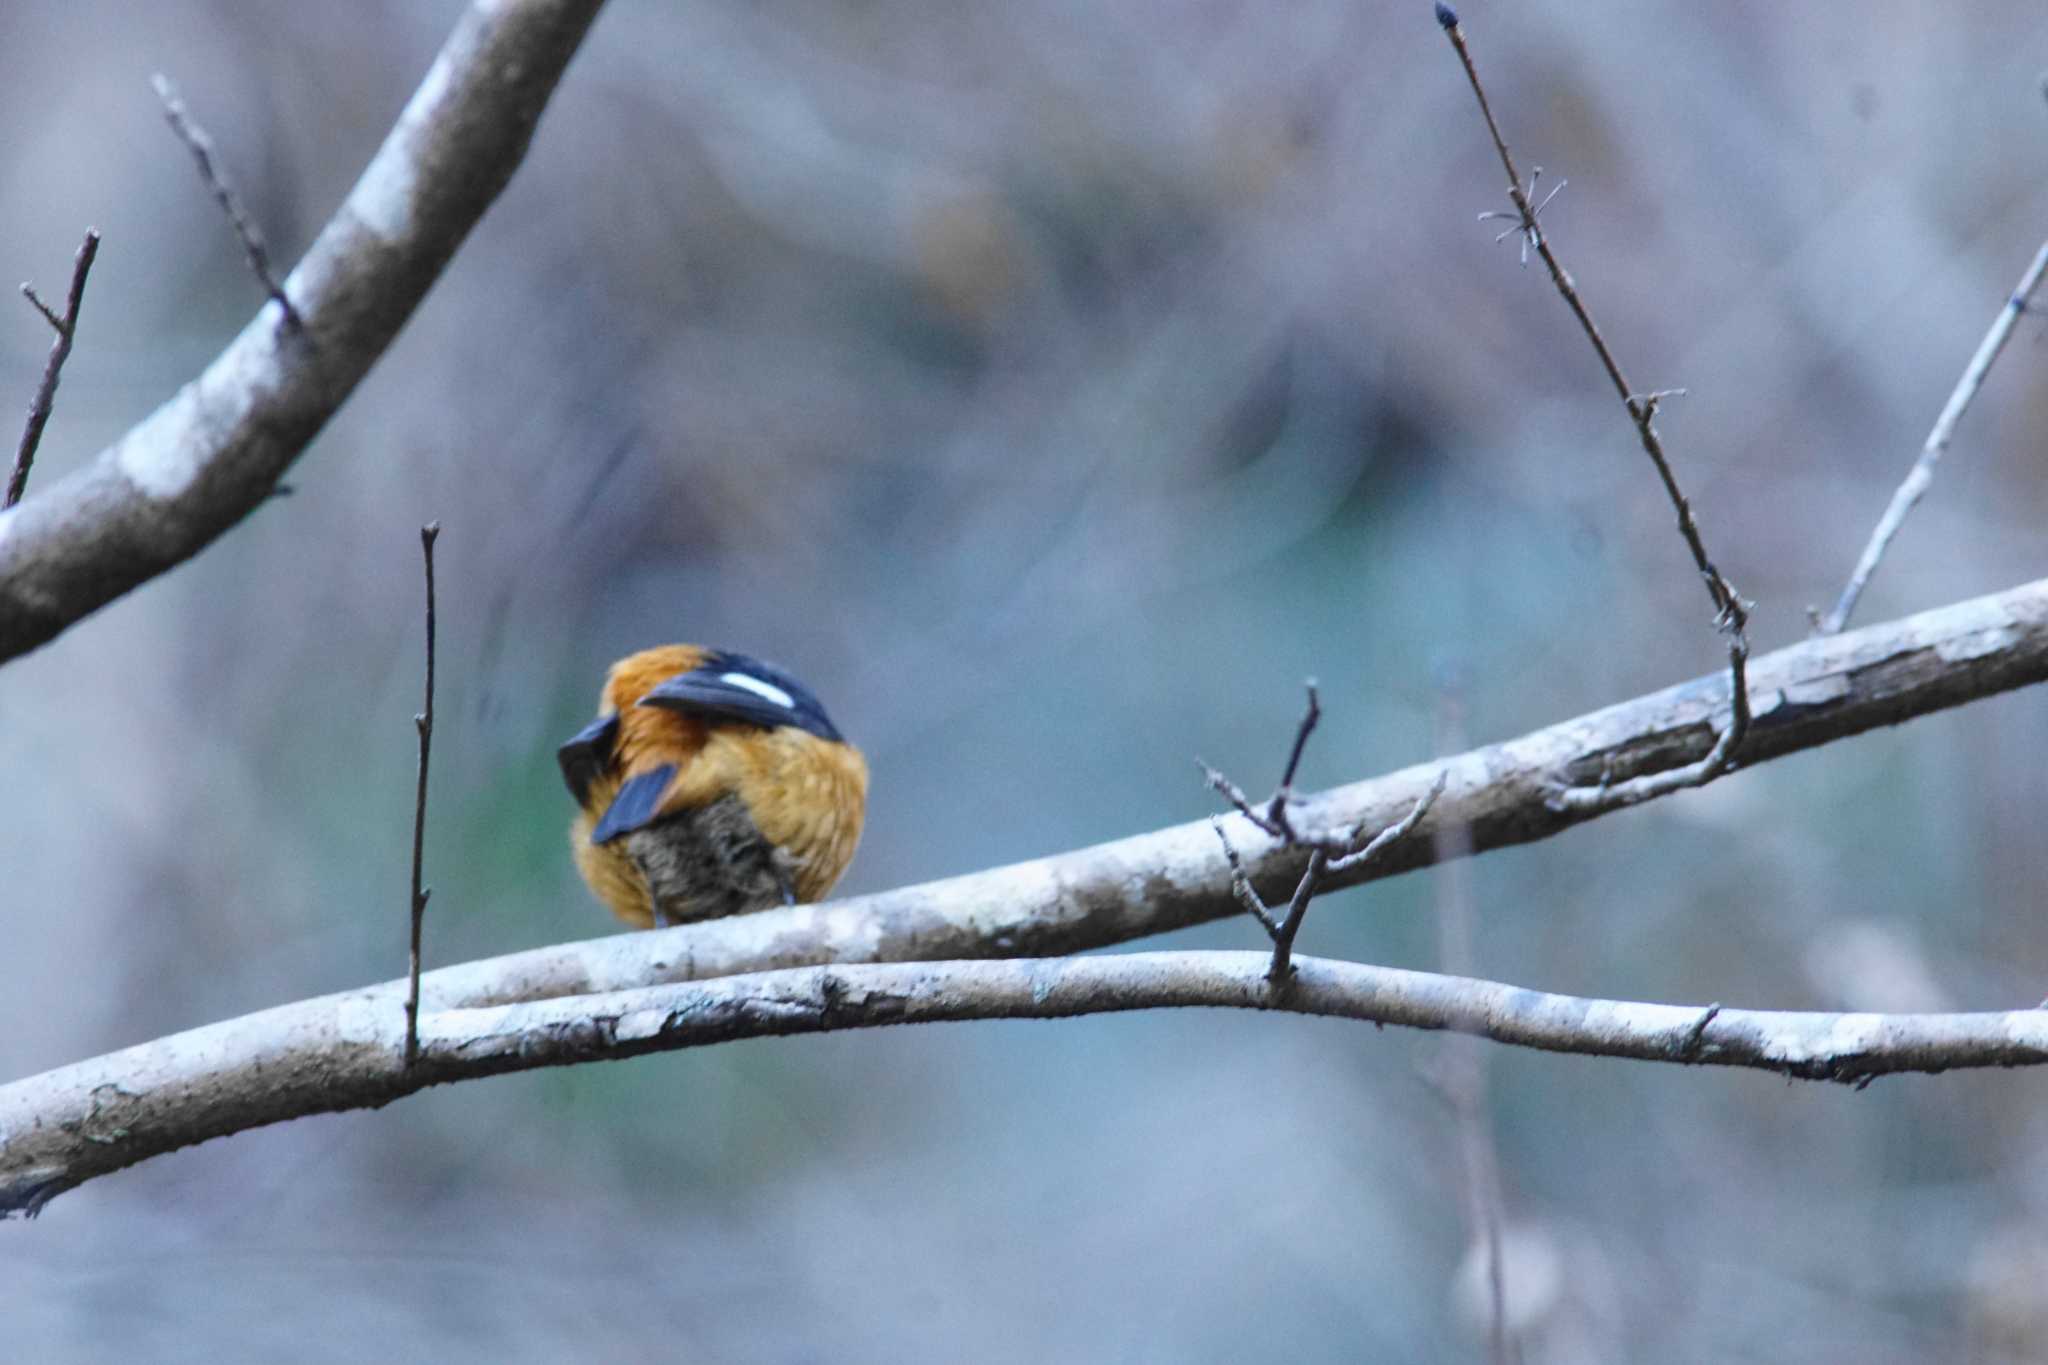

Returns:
560,645,868,929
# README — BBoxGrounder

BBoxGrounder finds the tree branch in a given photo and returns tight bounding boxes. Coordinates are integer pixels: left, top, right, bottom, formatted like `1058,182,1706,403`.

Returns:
89,568,2019,1047
9,947,2048,1216
0,0,606,664
3,575,2045,1213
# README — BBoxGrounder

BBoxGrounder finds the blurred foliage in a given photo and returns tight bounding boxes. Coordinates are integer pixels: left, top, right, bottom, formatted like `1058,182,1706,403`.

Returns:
5,0,2048,1359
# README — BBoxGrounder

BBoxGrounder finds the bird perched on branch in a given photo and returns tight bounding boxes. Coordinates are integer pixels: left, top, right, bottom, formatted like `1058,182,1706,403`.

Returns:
558,645,867,929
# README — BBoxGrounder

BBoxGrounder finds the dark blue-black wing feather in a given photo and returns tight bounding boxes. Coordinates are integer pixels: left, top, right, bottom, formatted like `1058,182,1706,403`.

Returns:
591,763,679,844
557,714,620,805
636,651,844,742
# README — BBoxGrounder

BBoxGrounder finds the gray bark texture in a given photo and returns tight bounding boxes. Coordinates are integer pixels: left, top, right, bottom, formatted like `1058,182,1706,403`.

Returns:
0,0,606,662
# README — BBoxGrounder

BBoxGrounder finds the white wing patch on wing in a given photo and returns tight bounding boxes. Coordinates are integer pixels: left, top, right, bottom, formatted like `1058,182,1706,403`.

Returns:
721,670,795,711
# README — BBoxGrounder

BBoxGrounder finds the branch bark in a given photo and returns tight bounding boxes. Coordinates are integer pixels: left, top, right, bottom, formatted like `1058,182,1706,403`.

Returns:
0,0,605,663
9,949,2048,1217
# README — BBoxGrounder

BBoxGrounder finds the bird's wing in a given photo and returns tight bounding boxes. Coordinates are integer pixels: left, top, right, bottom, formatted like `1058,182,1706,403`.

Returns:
556,713,620,806
636,651,843,741
590,762,679,844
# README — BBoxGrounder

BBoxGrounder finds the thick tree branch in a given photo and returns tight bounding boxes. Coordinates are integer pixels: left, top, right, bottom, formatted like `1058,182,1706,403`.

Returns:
0,0,605,663
9,949,2048,1216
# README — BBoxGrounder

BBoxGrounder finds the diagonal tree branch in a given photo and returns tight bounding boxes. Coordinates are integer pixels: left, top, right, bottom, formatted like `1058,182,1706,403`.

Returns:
9,948,2048,1216
0,0,606,664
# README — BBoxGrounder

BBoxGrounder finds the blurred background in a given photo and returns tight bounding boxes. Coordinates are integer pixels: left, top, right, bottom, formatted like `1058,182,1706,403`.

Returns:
3,0,2048,1358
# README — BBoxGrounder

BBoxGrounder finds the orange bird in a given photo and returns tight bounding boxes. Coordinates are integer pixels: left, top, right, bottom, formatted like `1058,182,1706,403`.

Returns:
558,646,868,928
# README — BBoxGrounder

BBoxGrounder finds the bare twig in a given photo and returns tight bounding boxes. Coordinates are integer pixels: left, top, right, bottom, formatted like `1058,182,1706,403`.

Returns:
1262,847,1331,982
1436,4,1753,810
1818,238,2048,634
404,522,440,1067
1213,808,1327,980
1206,685,1444,979
1269,680,1321,838
151,74,300,328
1198,681,1321,842
1214,775,1444,982
1326,775,1445,872
13,946,2048,1216
6,231,100,509
1213,818,1282,938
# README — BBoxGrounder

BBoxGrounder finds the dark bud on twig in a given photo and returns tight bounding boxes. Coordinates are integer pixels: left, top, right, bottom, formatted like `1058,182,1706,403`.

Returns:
1435,3,1459,29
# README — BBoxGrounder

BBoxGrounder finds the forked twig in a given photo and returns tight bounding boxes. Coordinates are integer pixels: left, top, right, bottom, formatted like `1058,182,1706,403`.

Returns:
6,230,100,509
1206,685,1445,980
1818,238,2048,634
1200,681,1322,842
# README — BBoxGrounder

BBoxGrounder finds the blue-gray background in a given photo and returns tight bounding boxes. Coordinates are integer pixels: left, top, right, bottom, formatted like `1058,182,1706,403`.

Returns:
4,2,2048,1359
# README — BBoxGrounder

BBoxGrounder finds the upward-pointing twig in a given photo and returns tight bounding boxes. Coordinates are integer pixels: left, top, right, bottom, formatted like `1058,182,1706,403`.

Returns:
404,522,441,1068
1817,238,2048,635
6,230,100,510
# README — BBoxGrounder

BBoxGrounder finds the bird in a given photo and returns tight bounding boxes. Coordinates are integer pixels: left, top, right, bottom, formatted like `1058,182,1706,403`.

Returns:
558,645,868,929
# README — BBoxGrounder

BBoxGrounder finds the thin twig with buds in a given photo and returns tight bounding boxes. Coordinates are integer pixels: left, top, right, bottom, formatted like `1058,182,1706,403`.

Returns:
404,522,440,1067
1436,4,1752,810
